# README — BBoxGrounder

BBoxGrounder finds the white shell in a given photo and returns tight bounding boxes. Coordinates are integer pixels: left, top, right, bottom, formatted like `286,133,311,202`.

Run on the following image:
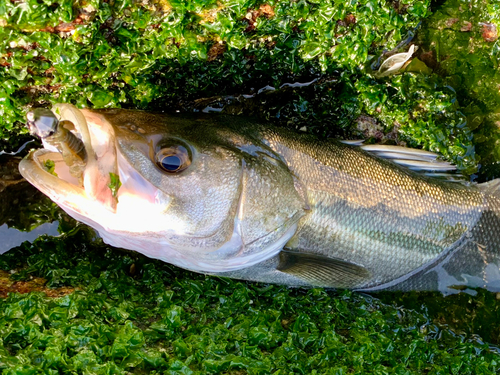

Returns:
375,44,418,78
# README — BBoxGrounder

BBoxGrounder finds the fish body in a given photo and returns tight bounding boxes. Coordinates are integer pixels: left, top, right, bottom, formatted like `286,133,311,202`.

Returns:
19,105,500,293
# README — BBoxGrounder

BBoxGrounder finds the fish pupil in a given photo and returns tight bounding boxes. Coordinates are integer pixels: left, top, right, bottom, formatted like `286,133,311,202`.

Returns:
161,155,182,172
155,143,191,173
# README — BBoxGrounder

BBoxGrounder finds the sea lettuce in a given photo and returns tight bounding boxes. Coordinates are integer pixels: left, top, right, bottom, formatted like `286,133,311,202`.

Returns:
1,230,500,374
2,0,499,175
1,0,427,146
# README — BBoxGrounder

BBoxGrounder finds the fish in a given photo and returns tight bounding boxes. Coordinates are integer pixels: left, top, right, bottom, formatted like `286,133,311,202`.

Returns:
19,104,500,293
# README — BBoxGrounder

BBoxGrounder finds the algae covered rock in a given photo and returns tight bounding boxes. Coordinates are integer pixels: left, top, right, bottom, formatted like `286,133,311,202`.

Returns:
2,1,500,373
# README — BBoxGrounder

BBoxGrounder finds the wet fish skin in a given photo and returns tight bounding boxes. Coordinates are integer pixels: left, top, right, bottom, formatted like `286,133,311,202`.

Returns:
234,127,497,291
19,107,500,293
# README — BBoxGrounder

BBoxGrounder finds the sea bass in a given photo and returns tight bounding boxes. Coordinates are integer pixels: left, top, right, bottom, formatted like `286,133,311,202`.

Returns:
19,104,500,293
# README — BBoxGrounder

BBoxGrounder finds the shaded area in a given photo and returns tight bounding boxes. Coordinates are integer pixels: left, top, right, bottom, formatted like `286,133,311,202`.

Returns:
0,156,65,232
377,289,500,346
0,156,73,254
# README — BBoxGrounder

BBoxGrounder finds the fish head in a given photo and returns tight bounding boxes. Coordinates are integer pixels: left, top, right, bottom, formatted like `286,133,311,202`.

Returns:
19,104,305,273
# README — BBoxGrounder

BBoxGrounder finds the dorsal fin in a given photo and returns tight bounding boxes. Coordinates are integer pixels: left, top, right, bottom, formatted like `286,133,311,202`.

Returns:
340,141,465,182
277,250,371,289
383,159,456,171
360,144,438,159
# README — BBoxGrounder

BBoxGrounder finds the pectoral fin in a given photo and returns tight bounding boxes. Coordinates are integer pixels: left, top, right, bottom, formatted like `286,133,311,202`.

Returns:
277,250,371,289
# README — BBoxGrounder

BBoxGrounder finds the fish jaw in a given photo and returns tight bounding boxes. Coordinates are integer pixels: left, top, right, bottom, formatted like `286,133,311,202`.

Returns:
20,104,119,212
19,149,106,220
23,104,120,212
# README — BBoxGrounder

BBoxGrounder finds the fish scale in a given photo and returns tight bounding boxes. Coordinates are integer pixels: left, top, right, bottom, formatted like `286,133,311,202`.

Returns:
261,128,491,289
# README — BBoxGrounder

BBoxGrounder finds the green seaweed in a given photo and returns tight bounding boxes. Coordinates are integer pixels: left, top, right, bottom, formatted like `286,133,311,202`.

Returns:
42,159,57,176
0,0,427,143
3,0,500,373
1,230,500,374
416,0,500,178
107,172,121,198
2,0,500,175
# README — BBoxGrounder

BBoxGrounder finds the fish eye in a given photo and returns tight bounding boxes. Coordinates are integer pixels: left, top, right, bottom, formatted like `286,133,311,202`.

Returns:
155,144,191,173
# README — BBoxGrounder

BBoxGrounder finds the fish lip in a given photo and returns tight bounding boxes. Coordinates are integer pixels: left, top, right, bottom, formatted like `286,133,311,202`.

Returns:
19,104,119,214
19,149,88,212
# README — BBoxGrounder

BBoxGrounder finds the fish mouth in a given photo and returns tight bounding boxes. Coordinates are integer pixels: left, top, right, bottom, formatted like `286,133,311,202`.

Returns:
19,104,119,221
